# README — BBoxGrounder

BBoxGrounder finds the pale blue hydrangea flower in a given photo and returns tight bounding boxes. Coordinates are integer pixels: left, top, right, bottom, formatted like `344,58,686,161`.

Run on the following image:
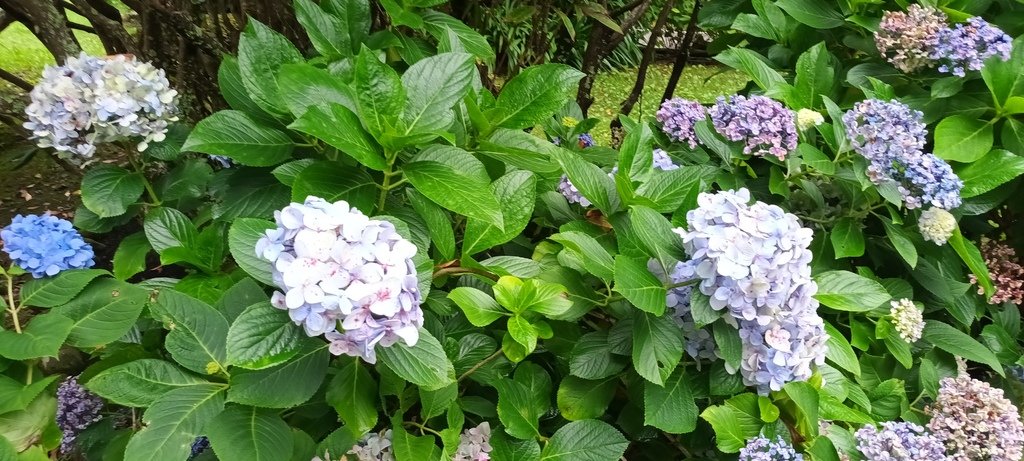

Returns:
56,376,104,454
932,17,1012,77
649,259,718,361
843,99,962,210
256,197,422,364
346,430,395,461
656,97,706,148
855,421,948,461
453,422,492,461
23,52,178,160
709,95,797,160
739,435,803,461
674,189,827,393
1,214,95,278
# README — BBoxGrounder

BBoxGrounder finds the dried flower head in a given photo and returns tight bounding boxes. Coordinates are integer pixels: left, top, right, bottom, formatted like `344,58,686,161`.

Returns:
970,239,1024,305
855,421,948,461
927,375,1024,461
656,97,706,148
1,214,95,278
889,299,924,343
875,5,948,73
710,95,798,160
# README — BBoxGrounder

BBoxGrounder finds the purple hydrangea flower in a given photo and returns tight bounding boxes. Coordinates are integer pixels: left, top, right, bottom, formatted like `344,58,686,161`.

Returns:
56,376,104,454
876,5,948,73
927,375,1024,461
650,259,718,361
739,435,803,461
453,422,492,461
855,421,948,461
577,133,595,148
656,98,706,148
1,214,95,278
709,95,797,160
189,436,210,459
932,17,1013,77
674,189,827,393
842,99,962,210
346,430,395,461
256,197,423,364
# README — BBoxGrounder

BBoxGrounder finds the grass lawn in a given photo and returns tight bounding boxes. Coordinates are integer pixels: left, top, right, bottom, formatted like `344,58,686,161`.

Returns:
0,12,107,83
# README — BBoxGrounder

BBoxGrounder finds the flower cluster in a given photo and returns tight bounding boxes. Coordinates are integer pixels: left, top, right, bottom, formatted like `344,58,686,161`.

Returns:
933,17,1013,77
189,436,210,459
918,208,956,245
558,149,678,206
650,260,718,361
889,299,924,344
674,189,827,393
346,430,396,461
1,214,95,278
453,422,492,461
709,95,797,160
23,52,179,159
739,435,803,461
970,239,1024,305
927,375,1024,461
876,6,948,73
656,97,706,148
552,133,595,149
795,109,824,132
56,376,104,454
855,422,948,461
842,99,962,210
256,197,423,363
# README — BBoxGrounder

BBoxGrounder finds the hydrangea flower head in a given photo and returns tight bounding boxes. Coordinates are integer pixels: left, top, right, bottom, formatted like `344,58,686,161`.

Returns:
1,214,95,278
739,435,803,461
577,133,595,148
855,421,948,461
56,376,104,454
650,259,718,361
346,430,396,461
674,188,827,392
933,17,1013,77
971,239,1024,305
875,5,948,73
918,208,956,245
656,97,706,148
23,52,179,159
889,299,924,343
927,375,1024,461
189,436,210,459
709,95,797,160
256,197,423,364
795,109,824,131
454,422,492,461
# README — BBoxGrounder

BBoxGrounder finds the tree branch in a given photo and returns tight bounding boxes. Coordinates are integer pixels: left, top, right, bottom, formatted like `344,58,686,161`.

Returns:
0,67,32,91
617,0,676,119
661,0,703,102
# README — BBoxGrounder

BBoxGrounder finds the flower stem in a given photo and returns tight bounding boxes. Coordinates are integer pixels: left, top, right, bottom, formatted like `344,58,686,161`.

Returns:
432,266,499,281
4,273,20,334
457,349,504,382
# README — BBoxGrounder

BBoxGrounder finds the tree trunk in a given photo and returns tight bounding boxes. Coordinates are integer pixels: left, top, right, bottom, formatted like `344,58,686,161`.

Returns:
575,0,653,116
660,0,702,103
616,0,675,121
70,0,135,55
0,0,81,63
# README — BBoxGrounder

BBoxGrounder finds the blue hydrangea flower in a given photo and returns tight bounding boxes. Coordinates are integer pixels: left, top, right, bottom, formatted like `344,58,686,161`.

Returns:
650,259,718,361
2,214,95,278
189,436,210,459
739,435,803,461
577,133,595,148
710,95,797,160
932,17,1012,77
56,376,104,454
656,97,706,148
855,421,948,461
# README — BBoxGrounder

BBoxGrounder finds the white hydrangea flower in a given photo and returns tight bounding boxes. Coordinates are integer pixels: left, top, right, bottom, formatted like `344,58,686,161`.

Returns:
256,197,423,364
796,108,825,131
889,298,924,343
23,52,178,160
918,207,956,245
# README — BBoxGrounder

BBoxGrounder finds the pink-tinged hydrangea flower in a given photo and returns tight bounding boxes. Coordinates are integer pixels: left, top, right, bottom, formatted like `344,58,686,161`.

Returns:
2,214,95,278
656,97,706,148
23,52,178,160
56,376,104,454
875,5,948,73
932,17,1013,77
709,95,797,160
927,375,1024,461
889,299,924,344
256,197,422,364
453,422,492,461
843,99,962,210
650,259,718,361
739,435,803,461
918,208,956,245
345,430,396,461
855,421,948,461
674,189,827,393
558,149,677,206
970,239,1024,305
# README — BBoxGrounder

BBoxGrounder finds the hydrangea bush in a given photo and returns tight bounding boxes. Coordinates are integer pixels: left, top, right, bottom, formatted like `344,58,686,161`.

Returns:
1,0,1023,460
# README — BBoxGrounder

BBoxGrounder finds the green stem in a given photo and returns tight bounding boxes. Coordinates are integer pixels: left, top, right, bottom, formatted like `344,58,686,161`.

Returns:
432,266,499,281
128,153,161,206
377,150,399,214
5,273,19,334
404,421,442,437
457,349,504,382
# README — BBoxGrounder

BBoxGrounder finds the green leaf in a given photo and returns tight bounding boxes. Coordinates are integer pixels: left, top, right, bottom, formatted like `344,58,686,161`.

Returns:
614,256,667,316
401,52,475,136
799,143,834,174
922,321,1003,376
463,171,537,255
982,35,1024,105
402,160,503,227
0,392,55,452
81,165,144,218
775,0,845,28
207,405,294,461
406,189,455,260
632,311,683,385
830,218,865,259
714,47,786,92
54,278,149,348
86,359,207,407
294,0,349,58
377,329,456,391
881,220,918,268
490,431,540,461
823,322,860,376
539,419,628,461
495,379,540,439
290,161,376,212
689,291,721,327
0,375,57,416
1001,118,1024,155
418,383,456,420
782,381,820,437
217,56,272,122
237,19,303,117
934,115,994,163
557,376,616,421
111,233,149,281
150,290,229,375
322,0,370,54
421,11,495,65
878,320,913,369
182,110,294,167
948,227,994,298
123,385,226,461
492,64,585,129
228,341,330,407
448,287,506,327
551,231,615,281
644,369,698,434
507,316,538,353
289,104,385,170
143,207,195,254
477,129,560,175
793,42,835,108
226,302,305,370
957,149,1024,198
713,320,741,372
0,312,73,359
629,205,687,270
569,332,627,380
700,394,764,453
211,170,289,221
634,166,709,213
229,218,276,286
277,64,357,118
549,147,618,214
392,426,441,461
18,268,107,308
354,48,405,137
814,271,890,312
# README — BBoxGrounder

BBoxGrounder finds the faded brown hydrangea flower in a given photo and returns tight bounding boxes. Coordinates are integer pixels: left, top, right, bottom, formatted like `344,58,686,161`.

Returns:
927,375,1024,461
970,239,1024,305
